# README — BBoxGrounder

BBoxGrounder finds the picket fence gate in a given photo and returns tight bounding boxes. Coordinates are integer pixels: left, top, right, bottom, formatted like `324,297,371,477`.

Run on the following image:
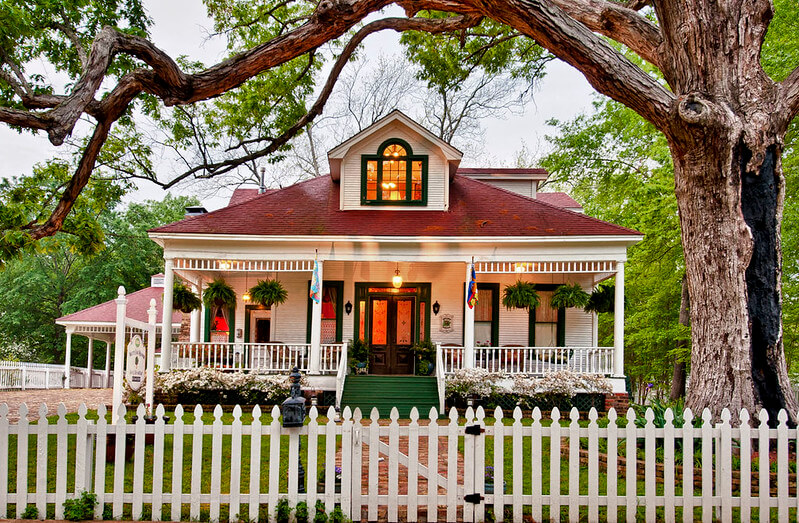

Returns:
0,402,798,522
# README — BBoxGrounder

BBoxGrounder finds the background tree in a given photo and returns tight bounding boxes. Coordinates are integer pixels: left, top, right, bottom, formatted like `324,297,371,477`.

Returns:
0,192,197,365
2,0,799,418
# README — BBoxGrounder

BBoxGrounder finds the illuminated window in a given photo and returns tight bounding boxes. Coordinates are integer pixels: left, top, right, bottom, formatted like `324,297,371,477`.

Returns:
361,139,427,205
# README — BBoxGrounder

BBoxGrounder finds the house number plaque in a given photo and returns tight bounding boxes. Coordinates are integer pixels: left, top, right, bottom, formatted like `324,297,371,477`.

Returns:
125,335,146,391
440,314,454,333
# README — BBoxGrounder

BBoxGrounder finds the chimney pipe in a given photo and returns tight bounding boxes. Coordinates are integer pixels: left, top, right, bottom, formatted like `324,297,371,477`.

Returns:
259,166,266,194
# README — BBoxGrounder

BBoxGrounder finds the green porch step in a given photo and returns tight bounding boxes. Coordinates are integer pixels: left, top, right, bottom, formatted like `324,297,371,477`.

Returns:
340,375,439,418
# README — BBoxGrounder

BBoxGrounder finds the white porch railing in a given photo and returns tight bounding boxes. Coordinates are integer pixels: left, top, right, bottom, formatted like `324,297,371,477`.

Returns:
170,342,344,374
440,346,615,375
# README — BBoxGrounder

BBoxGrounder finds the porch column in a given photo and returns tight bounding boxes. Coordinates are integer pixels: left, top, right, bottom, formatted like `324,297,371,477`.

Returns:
464,263,475,369
105,341,112,388
63,327,75,389
613,261,625,377
113,286,127,424
86,337,94,389
309,260,323,374
190,284,201,342
160,258,175,372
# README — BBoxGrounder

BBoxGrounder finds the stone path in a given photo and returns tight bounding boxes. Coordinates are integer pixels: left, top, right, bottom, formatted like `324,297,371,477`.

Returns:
0,388,113,422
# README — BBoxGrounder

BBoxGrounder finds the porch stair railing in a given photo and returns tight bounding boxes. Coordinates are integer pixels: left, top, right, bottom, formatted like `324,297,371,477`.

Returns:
435,344,445,413
334,341,348,409
441,346,614,375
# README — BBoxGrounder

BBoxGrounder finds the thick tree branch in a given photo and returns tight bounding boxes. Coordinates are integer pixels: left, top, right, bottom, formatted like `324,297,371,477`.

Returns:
0,69,28,100
159,13,483,188
23,117,113,240
547,0,662,67
780,65,799,131
446,0,673,128
51,18,89,67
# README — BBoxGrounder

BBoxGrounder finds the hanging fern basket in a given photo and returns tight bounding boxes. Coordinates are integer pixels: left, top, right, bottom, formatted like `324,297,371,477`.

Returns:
550,283,590,309
502,280,540,311
585,284,616,314
203,279,236,308
172,281,202,313
248,279,288,308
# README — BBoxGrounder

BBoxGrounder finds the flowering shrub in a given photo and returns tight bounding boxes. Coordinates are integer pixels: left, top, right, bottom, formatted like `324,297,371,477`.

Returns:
445,369,612,409
512,371,612,408
155,368,296,404
445,368,504,399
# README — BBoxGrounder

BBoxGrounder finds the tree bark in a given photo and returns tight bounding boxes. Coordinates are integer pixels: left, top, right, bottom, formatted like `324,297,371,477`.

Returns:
669,278,689,402
673,123,797,424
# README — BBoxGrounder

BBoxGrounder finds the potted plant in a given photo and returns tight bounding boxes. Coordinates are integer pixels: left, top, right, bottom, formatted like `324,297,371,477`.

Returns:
248,278,288,307
348,338,370,373
502,280,540,311
203,278,236,308
172,280,202,313
411,338,436,375
550,282,590,309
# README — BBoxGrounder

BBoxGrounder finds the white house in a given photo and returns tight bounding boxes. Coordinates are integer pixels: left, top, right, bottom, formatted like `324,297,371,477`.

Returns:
148,111,641,411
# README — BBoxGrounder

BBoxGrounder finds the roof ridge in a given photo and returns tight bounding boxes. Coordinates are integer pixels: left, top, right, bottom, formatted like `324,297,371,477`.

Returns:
453,175,640,235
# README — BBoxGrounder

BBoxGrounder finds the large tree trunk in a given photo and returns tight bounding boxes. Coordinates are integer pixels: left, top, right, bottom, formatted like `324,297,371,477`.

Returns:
669,278,689,401
673,124,797,424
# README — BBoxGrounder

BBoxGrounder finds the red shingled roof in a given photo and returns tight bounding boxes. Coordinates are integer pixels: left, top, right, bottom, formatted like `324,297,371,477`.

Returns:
536,192,582,209
57,286,182,325
150,175,639,237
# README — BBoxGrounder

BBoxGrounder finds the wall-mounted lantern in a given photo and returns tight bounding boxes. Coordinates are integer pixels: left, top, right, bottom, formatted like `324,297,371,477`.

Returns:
432,301,440,315
345,301,353,315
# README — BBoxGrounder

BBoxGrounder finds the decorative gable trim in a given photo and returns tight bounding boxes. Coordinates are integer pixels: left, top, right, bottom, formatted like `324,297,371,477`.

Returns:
327,110,462,180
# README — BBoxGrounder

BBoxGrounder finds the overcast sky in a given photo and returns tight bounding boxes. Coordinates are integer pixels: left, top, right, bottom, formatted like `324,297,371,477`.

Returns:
0,0,597,211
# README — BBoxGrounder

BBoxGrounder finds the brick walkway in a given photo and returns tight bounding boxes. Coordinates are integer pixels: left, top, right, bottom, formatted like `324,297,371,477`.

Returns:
0,388,113,422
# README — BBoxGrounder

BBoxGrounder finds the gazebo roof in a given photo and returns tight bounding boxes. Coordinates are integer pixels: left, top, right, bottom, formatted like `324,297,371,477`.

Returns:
56,276,182,336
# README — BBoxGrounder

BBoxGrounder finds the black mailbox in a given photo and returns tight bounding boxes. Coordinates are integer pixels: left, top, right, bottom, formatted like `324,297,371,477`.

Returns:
281,366,306,427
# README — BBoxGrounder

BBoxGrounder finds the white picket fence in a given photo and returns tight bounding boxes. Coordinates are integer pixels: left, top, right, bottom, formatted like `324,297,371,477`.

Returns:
0,403,797,522
0,361,112,390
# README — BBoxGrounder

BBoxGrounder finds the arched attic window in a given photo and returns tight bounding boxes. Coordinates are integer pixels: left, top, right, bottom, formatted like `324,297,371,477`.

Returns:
361,138,428,205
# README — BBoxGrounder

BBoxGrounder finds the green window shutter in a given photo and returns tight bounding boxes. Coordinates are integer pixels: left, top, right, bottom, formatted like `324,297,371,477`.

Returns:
204,307,211,342
244,307,250,343
528,308,536,347
557,308,566,347
228,303,236,343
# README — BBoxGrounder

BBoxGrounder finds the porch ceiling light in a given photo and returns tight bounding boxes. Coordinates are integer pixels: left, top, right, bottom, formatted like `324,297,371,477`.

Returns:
392,265,403,288
219,260,232,270
515,262,525,273
242,291,251,302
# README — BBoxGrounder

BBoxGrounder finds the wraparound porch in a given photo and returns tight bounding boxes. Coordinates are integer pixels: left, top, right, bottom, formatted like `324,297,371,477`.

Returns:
159,251,628,393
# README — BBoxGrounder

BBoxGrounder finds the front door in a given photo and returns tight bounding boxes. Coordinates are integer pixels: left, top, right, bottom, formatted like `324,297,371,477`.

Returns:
249,309,271,343
369,296,415,374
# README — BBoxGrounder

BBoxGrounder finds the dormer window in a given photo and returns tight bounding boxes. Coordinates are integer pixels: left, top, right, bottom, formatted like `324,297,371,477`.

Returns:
361,139,427,205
